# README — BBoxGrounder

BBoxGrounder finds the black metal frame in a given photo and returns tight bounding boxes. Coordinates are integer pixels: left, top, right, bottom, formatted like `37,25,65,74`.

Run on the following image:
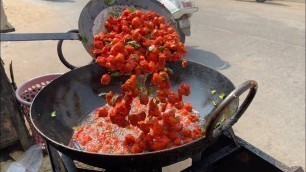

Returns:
183,128,304,172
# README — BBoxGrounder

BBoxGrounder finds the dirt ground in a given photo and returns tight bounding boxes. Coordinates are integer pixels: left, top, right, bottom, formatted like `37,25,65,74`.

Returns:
0,0,305,171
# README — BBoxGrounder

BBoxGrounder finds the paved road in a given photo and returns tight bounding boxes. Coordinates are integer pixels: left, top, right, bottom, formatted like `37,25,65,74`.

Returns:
187,0,305,169
1,0,305,170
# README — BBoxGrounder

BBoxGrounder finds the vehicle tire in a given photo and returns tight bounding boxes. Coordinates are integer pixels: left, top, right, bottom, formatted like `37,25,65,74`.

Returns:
256,0,266,2
176,26,186,43
179,31,185,44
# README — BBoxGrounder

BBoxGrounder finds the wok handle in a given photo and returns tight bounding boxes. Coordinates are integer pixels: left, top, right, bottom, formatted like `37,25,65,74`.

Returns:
205,80,258,142
0,33,80,41
57,30,80,70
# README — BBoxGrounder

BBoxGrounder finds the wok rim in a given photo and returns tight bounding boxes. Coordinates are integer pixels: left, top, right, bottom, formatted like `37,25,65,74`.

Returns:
30,61,237,158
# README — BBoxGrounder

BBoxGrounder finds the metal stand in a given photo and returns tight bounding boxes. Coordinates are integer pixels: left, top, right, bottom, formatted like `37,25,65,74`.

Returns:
47,144,69,172
226,127,239,146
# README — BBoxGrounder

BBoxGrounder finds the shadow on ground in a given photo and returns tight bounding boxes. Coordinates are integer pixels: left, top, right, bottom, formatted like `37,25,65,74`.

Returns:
235,0,289,6
186,46,230,70
43,0,75,2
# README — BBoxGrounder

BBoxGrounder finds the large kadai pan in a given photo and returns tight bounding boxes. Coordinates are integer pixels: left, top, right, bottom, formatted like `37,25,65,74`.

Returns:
30,60,257,170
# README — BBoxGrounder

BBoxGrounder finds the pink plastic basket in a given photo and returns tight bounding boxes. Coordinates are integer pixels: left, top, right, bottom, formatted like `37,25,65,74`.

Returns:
15,74,62,148
16,74,62,107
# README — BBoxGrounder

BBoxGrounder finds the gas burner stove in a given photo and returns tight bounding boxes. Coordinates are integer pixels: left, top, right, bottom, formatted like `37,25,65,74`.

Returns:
46,128,303,172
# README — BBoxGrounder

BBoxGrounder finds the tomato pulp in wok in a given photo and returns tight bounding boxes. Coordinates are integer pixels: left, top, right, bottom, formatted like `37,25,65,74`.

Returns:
72,98,204,154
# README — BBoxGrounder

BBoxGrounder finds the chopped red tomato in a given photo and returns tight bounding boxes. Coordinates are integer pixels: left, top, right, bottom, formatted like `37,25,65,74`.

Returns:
94,9,187,81
71,9,204,155
101,74,111,85
182,59,187,68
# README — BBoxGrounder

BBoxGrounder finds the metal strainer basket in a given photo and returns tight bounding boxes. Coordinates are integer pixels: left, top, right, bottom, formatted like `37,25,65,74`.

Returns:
79,0,177,57
1,0,178,69
15,74,61,148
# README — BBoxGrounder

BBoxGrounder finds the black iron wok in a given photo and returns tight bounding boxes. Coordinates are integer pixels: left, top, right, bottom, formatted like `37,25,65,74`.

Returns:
30,60,257,170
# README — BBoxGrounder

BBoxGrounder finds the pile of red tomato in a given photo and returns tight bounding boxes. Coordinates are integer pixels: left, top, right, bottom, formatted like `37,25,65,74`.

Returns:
93,9,187,84
72,9,204,154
